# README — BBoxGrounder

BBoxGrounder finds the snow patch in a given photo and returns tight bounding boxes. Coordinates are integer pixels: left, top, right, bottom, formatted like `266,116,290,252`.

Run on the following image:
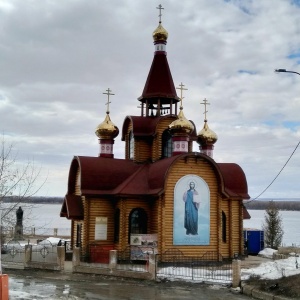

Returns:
258,248,277,258
242,256,300,280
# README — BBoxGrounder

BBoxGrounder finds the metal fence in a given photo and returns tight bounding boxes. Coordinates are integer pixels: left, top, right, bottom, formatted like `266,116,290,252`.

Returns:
1,240,25,263
79,246,233,283
156,249,233,283
31,240,58,264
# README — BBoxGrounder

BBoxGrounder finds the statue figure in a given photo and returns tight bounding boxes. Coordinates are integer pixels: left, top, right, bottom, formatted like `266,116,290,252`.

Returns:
16,206,23,226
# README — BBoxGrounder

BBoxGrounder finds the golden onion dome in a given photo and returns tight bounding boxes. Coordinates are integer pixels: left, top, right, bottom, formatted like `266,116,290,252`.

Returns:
197,121,218,145
95,113,119,139
153,23,168,42
169,107,194,135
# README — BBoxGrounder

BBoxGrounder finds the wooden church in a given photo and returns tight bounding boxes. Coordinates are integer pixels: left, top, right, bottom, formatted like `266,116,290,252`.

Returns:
60,7,250,260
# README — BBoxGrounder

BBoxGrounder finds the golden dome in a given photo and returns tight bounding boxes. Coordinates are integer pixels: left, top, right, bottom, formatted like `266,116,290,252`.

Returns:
197,121,218,145
153,23,168,42
169,107,194,135
95,113,119,139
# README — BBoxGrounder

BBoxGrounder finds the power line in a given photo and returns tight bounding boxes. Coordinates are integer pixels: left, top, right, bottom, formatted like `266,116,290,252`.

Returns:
249,140,300,202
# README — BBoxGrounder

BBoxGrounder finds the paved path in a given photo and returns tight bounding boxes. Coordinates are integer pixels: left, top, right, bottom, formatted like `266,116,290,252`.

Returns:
241,255,271,269
7,269,250,300
6,255,271,299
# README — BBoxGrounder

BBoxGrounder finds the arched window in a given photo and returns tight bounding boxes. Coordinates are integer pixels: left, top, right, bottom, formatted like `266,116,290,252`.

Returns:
222,211,227,243
129,131,134,160
128,208,147,243
162,130,173,158
114,209,120,243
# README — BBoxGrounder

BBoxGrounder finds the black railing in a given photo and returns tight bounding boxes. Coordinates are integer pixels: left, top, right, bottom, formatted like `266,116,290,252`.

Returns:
156,250,232,283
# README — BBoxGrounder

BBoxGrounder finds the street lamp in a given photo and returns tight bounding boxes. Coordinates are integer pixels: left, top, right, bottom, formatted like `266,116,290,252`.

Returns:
275,69,300,76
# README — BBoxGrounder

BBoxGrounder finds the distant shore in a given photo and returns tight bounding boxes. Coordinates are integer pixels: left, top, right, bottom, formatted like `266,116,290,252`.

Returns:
244,200,300,211
2,196,63,204
3,197,300,211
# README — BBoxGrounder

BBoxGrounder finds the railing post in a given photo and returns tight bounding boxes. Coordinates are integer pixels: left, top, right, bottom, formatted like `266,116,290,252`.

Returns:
72,246,81,269
109,250,117,270
148,254,156,280
57,246,65,270
24,244,32,267
192,261,194,281
232,259,241,288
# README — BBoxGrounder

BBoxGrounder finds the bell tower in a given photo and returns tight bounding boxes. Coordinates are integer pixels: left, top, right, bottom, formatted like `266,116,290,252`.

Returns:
138,4,180,117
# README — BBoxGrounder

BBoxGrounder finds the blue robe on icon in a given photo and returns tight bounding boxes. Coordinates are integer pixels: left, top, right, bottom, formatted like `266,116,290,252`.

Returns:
183,189,199,235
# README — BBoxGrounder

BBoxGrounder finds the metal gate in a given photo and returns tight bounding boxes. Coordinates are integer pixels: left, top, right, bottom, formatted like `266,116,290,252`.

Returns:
156,249,232,284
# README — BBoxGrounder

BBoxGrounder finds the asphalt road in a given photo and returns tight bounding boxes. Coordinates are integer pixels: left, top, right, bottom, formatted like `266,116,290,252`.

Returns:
6,269,250,300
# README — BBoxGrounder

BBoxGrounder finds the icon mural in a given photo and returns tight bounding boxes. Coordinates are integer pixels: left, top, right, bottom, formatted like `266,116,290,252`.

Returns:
173,174,210,245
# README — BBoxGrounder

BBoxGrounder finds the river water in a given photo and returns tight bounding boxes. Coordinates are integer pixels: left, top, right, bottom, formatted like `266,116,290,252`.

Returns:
243,209,300,246
5,204,299,245
2,202,71,237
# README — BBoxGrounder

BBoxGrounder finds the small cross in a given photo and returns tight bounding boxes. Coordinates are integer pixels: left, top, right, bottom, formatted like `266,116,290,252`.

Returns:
176,82,188,107
201,98,210,120
103,88,115,113
156,4,164,23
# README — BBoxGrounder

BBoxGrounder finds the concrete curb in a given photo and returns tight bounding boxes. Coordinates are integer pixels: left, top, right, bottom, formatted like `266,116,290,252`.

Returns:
241,283,292,300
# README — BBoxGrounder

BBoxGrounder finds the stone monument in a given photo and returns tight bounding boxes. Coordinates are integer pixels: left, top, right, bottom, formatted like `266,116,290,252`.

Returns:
14,206,23,240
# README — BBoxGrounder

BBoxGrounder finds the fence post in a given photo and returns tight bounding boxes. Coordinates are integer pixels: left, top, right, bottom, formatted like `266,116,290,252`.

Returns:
109,250,117,270
148,254,156,280
0,274,9,300
57,246,65,270
232,259,241,288
72,246,81,269
24,245,32,267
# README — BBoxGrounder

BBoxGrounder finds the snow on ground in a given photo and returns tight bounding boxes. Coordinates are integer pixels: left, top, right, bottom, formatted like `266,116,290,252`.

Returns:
241,248,300,280
40,237,66,244
257,248,277,258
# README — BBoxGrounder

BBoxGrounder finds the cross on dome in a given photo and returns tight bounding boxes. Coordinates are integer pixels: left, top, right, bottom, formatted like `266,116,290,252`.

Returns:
103,88,115,114
156,4,164,23
176,82,188,107
201,98,210,121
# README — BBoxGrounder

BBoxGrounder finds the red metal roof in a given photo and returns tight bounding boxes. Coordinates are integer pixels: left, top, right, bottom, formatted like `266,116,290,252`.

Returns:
65,154,249,199
60,194,84,220
139,52,178,101
62,154,250,220
121,115,197,141
217,163,250,199
242,205,251,219
122,115,176,141
69,156,141,195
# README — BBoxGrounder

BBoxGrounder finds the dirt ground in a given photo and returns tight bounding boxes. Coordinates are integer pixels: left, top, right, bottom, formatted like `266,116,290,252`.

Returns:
246,274,300,299
6,255,300,299
241,256,300,299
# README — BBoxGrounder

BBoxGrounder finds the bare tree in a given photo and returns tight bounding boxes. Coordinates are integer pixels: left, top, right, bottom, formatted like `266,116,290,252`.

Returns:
0,138,46,231
262,201,284,249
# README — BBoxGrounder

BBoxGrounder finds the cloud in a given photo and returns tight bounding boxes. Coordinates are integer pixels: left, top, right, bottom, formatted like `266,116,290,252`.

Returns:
1,0,300,198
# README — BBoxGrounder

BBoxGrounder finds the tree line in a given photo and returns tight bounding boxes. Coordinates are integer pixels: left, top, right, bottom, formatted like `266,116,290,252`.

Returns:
2,196,64,204
244,200,300,211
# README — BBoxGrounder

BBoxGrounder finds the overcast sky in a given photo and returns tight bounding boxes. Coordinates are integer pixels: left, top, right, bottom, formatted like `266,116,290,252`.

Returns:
1,0,300,199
